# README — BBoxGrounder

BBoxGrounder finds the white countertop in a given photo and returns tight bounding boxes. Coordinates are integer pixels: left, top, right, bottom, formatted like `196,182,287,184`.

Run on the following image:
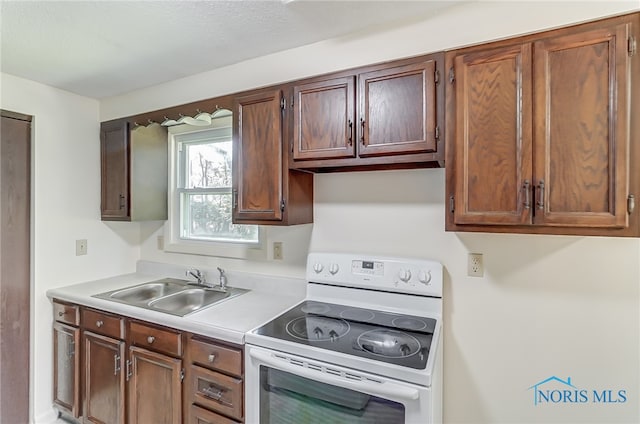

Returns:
46,261,307,345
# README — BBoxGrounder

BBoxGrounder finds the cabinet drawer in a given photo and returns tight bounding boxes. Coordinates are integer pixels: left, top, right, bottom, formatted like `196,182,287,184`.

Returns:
82,309,124,339
53,301,79,326
190,338,242,377
190,365,243,421
130,321,182,357
189,404,240,424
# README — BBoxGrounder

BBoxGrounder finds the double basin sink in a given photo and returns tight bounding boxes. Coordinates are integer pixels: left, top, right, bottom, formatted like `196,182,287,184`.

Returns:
93,278,248,316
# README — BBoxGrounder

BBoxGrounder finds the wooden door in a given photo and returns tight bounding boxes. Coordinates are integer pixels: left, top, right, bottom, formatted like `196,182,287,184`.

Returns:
101,119,130,220
83,332,126,424
451,44,533,225
358,60,438,157
233,89,283,222
533,23,631,227
128,346,182,424
293,76,356,160
53,323,81,417
0,111,31,424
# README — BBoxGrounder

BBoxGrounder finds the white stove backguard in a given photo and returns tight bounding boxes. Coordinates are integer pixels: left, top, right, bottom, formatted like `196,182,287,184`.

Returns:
306,252,443,299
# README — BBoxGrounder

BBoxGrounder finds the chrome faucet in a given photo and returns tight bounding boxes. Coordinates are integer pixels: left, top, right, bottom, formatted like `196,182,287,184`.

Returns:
185,269,212,287
217,267,227,291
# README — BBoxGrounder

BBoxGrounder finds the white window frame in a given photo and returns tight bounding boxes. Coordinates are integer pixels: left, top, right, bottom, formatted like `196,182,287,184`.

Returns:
163,114,264,259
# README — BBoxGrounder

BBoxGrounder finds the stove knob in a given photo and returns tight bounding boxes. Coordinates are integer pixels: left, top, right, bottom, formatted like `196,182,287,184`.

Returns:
329,263,340,275
418,270,432,285
313,327,324,339
313,263,324,274
398,268,412,283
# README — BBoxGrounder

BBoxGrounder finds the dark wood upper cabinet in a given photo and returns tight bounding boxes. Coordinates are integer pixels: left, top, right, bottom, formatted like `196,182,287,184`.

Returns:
446,12,640,236
101,119,130,220
233,88,313,225
100,119,168,221
290,53,444,170
451,43,533,226
359,60,437,157
293,76,356,160
533,23,630,228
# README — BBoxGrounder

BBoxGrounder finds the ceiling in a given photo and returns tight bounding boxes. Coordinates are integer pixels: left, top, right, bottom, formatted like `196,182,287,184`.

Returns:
1,0,463,99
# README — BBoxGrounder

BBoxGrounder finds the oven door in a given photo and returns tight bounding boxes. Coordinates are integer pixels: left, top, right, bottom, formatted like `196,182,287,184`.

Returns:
245,345,434,424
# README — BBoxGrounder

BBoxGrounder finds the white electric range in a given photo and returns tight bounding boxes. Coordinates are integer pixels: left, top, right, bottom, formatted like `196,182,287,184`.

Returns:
244,252,443,424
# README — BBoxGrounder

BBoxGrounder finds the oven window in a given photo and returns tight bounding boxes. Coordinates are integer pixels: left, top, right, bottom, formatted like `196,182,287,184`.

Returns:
259,367,405,423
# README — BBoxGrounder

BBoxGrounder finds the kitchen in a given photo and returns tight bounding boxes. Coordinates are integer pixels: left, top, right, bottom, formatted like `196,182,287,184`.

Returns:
1,1,639,423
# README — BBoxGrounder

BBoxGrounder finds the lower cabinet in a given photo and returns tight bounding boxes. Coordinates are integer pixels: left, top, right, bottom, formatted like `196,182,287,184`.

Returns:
52,300,244,424
83,331,126,424
129,346,182,424
186,335,245,423
52,301,81,419
52,322,80,417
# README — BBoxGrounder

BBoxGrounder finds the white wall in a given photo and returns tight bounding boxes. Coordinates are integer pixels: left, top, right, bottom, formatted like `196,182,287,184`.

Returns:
118,2,640,422
0,73,141,423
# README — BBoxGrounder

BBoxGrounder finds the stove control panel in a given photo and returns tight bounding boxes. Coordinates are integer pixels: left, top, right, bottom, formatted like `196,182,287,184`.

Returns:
307,253,443,297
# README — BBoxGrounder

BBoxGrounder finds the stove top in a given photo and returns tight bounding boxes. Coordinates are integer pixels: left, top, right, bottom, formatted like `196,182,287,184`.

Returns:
251,300,436,370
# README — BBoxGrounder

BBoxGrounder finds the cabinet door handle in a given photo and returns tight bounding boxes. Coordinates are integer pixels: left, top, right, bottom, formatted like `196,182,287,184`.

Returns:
347,120,353,146
360,118,366,145
537,180,545,210
201,386,233,406
208,354,216,363
126,359,132,381
67,339,75,360
119,194,125,209
114,354,120,375
523,180,531,209
232,190,238,209
96,320,104,328
147,336,155,344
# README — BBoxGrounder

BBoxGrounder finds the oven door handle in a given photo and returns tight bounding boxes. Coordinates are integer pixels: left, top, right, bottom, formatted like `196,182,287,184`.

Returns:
249,349,420,401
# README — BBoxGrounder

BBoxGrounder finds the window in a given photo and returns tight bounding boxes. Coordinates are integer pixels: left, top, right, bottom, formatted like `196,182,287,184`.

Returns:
165,112,260,257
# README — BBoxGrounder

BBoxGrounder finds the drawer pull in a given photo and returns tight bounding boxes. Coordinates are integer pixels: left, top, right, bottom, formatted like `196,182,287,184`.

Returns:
58,311,65,317
201,386,232,406
96,320,104,328
208,354,216,363
147,336,155,344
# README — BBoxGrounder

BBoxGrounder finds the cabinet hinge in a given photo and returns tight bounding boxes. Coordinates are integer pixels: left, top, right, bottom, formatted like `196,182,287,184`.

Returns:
628,195,635,214
629,36,637,57
280,199,286,212
448,67,455,84
180,369,185,382
434,69,440,84
449,195,455,213
280,97,286,110
435,126,440,140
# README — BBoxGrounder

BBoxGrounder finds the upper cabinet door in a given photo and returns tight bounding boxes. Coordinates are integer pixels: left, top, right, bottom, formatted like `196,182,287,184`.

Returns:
233,89,284,222
533,23,630,228
452,44,533,225
100,120,130,220
358,60,438,157
293,76,356,160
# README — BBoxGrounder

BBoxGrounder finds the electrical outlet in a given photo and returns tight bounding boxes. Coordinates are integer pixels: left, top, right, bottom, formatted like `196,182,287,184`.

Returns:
468,253,483,277
76,239,88,256
273,242,283,260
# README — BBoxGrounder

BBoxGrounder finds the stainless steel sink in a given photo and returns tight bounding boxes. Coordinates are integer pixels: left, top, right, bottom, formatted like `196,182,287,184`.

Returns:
93,278,248,316
108,279,187,304
149,287,246,316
